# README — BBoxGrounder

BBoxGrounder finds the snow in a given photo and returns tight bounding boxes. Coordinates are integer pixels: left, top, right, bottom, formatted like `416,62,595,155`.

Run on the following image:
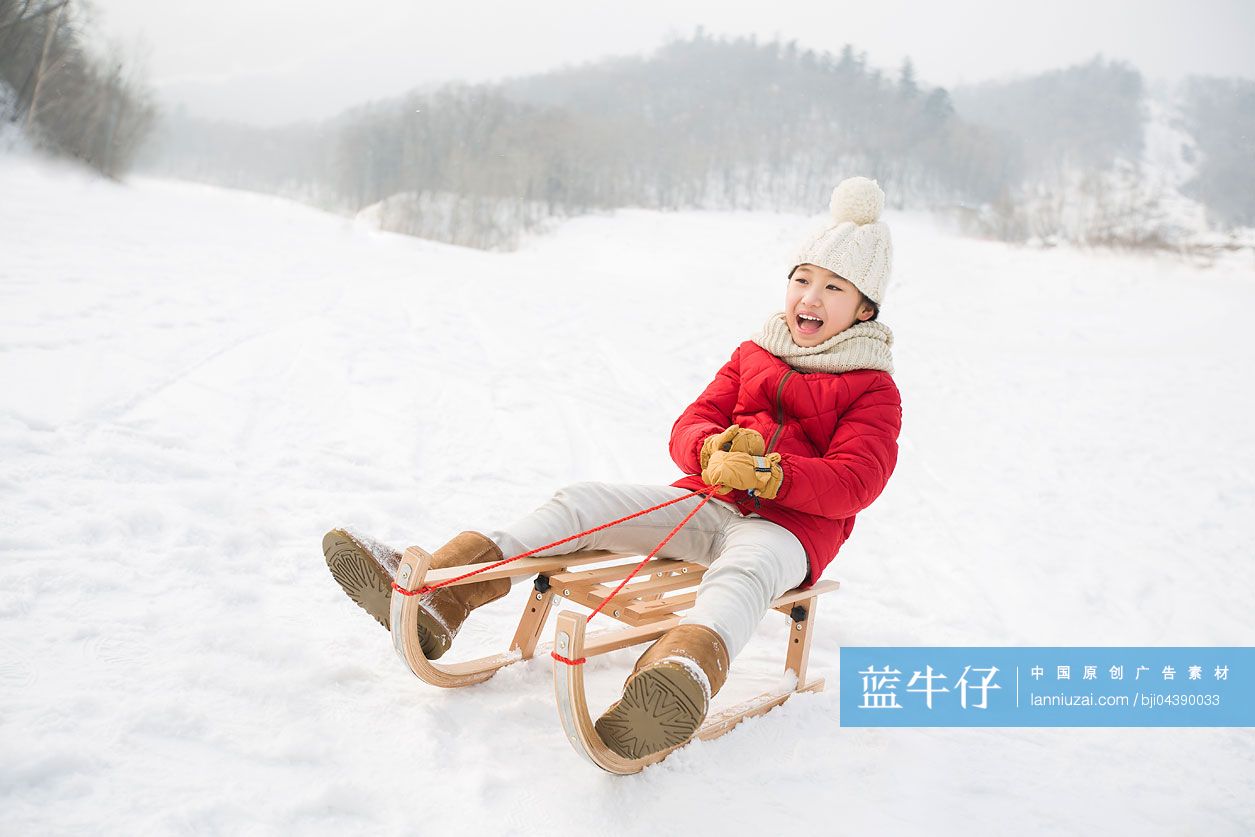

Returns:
1139,87,1255,253
1138,90,1216,240
339,526,401,576
2,148,1254,835
655,653,713,705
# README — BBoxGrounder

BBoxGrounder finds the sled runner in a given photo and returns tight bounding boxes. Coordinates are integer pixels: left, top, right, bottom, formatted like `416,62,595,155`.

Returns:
389,541,838,774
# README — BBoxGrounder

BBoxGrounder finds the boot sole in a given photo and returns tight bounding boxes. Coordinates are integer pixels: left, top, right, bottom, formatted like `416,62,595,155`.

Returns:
323,529,394,629
594,662,707,760
322,529,450,659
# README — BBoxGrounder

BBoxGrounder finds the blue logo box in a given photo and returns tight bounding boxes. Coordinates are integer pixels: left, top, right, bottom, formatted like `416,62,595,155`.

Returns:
838,647,1254,727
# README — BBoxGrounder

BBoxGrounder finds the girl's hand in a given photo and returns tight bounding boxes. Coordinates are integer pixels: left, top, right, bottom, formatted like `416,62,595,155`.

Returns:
701,450,783,499
700,424,765,470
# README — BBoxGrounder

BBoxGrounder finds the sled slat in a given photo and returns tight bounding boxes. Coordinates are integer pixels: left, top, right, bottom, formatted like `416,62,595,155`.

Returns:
548,559,705,586
622,605,695,624
555,586,620,616
626,591,699,617
557,571,700,608
582,617,682,658
544,587,664,627
610,571,704,598
770,580,840,615
421,549,633,586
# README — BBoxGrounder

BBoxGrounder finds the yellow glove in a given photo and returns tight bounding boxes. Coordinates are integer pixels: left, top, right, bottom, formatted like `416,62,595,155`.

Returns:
701,450,783,499
700,424,765,470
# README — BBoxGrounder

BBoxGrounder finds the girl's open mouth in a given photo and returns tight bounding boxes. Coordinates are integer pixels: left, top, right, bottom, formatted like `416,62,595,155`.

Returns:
796,313,824,335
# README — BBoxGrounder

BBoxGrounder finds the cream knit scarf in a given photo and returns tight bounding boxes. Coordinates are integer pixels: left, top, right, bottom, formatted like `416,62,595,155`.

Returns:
751,312,895,375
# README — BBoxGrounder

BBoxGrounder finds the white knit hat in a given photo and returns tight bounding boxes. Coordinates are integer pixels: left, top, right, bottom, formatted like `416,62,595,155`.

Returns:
790,176,893,306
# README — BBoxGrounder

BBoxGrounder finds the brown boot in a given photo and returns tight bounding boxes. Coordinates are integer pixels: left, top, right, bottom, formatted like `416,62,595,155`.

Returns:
411,530,511,660
593,623,730,759
322,528,510,660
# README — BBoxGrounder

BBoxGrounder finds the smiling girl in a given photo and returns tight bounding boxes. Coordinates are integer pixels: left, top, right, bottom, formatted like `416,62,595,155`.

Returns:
787,262,879,341
323,175,902,760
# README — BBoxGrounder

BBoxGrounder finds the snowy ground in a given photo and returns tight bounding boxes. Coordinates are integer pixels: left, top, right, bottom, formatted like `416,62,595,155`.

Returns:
2,150,1254,836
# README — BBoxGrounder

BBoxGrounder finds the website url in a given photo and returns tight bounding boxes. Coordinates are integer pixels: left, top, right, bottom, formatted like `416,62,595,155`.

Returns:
1029,692,1222,708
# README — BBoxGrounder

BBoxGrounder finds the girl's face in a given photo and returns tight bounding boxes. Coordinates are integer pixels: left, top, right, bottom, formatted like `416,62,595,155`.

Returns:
784,263,875,346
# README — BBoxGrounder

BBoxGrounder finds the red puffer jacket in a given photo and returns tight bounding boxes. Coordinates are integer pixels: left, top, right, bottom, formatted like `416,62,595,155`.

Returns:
669,340,902,587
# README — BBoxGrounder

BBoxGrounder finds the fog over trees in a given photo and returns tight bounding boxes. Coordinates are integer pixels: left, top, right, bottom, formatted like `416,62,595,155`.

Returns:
1178,75,1255,227
18,22,1244,253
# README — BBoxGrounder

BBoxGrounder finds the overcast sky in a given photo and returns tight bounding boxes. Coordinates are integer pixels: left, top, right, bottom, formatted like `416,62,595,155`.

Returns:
85,0,1255,126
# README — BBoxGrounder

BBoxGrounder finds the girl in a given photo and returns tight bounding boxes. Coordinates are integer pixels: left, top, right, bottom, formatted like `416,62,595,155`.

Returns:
324,176,903,760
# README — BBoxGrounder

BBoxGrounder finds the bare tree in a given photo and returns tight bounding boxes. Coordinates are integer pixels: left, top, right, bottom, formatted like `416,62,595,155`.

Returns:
1,0,157,177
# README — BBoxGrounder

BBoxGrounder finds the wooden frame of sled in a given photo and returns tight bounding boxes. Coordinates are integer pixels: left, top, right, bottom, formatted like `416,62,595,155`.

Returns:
389,544,839,774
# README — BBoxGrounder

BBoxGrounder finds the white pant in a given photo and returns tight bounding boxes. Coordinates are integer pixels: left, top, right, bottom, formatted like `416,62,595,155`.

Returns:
483,481,808,661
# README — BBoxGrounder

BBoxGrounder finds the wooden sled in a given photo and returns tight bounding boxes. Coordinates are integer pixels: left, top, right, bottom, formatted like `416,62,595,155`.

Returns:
390,544,838,773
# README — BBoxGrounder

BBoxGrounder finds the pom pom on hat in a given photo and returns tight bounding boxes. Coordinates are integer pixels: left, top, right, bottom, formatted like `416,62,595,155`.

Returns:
790,175,893,306
829,176,884,226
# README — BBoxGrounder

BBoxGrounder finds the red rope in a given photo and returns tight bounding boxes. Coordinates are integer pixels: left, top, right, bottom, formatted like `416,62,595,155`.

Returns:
550,651,586,666
391,483,723,612
582,485,717,623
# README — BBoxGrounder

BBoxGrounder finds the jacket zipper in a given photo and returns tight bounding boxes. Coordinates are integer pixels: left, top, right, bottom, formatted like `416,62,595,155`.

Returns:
752,370,794,509
765,371,793,454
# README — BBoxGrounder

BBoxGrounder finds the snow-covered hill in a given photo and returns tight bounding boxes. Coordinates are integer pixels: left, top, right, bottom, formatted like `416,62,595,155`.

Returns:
2,149,1253,835
1134,86,1248,249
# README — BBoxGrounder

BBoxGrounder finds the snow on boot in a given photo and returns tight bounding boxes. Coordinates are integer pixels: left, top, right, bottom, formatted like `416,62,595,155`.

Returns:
322,527,510,660
593,623,730,759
